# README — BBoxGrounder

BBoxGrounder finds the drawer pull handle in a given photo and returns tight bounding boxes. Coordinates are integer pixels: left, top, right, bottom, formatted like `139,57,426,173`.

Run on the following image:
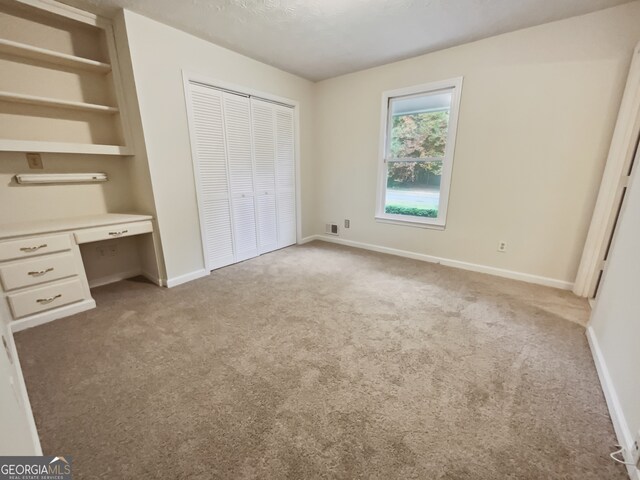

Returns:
20,244,47,252
36,294,61,304
108,230,128,237
28,268,54,277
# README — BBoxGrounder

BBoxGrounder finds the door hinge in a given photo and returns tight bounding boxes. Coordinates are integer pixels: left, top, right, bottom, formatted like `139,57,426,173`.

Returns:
622,175,631,188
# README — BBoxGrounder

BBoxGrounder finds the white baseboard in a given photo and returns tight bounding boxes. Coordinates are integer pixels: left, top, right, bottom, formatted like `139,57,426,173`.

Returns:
10,299,96,333
165,269,208,288
301,235,573,290
299,236,318,245
88,268,143,289
5,329,42,455
587,326,640,480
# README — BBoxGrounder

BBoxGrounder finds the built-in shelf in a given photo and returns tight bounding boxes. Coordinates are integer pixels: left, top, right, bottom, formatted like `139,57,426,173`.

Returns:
0,38,111,73
0,139,132,155
0,0,133,156
0,91,119,114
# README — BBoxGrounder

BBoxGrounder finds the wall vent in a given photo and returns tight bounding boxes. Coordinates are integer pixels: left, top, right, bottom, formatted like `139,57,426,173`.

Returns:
325,223,339,235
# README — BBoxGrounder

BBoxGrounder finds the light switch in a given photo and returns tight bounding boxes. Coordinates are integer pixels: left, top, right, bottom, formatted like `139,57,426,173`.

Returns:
26,153,43,169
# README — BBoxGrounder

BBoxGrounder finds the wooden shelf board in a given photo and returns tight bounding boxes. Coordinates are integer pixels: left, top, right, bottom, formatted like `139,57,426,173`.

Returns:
0,91,119,114
0,38,111,73
0,139,133,155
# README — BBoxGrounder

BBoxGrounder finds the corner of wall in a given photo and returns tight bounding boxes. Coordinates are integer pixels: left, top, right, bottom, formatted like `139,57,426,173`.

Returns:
111,9,168,282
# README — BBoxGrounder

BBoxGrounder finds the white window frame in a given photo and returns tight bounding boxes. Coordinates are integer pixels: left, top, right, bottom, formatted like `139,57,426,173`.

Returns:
376,77,463,229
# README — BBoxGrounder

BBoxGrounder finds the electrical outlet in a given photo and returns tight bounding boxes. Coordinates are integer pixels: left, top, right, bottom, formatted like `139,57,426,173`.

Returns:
344,219,350,228
96,244,118,257
631,434,640,466
497,241,507,253
26,153,43,169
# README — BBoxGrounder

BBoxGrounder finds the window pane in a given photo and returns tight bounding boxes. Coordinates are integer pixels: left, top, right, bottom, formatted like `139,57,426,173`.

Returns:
385,160,442,218
389,91,452,159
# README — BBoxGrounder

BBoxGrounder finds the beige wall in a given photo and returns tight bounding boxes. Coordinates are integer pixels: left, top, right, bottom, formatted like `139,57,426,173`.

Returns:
0,152,134,224
589,147,640,466
121,10,316,281
112,11,165,282
10,3,633,287
312,2,640,285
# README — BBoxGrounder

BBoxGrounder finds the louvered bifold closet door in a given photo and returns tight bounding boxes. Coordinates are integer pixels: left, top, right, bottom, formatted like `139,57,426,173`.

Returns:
188,83,235,270
223,92,259,262
251,98,278,254
275,104,297,248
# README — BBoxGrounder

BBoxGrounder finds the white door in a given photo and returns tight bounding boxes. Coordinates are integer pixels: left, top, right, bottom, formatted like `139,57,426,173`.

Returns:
223,92,259,262
187,83,235,271
186,80,297,270
275,105,297,248
251,98,279,254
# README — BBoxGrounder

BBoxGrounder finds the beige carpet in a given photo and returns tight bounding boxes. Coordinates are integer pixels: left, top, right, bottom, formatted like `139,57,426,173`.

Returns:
15,241,625,479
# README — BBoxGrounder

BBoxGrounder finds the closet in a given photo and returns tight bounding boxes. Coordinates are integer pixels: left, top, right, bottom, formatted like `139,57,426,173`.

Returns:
186,81,297,271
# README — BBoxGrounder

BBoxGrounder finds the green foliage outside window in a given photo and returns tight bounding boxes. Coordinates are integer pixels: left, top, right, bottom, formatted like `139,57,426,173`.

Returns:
387,111,448,187
384,205,438,218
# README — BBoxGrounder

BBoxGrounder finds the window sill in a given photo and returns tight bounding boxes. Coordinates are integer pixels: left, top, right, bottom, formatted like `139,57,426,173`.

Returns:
375,215,445,230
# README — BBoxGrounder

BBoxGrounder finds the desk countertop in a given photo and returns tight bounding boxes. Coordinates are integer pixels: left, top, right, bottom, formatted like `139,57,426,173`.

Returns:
0,213,153,240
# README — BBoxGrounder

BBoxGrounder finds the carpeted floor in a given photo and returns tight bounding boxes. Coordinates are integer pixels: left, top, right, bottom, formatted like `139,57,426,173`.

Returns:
15,241,625,479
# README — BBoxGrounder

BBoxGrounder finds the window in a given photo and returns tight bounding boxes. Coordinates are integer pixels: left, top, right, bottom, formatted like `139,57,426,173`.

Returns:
376,78,463,228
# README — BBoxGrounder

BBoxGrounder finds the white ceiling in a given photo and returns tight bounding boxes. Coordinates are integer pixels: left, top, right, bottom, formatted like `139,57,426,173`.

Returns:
61,0,633,81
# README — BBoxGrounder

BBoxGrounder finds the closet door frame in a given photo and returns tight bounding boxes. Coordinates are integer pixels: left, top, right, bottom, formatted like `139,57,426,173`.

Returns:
182,71,301,271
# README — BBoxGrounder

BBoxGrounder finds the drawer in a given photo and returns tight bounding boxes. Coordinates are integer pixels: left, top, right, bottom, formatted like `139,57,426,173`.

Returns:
74,221,153,244
7,278,86,319
0,234,72,262
0,252,78,291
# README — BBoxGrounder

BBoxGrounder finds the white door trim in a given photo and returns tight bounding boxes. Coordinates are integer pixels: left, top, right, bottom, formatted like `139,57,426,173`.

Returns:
574,42,640,297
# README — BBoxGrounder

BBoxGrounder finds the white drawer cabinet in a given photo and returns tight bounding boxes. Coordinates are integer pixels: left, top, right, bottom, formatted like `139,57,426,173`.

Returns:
0,232,91,327
0,213,154,332
0,234,71,262
73,220,153,244
7,278,85,319
0,252,78,291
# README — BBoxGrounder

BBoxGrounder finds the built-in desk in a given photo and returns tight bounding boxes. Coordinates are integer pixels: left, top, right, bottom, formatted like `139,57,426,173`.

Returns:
0,213,153,331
